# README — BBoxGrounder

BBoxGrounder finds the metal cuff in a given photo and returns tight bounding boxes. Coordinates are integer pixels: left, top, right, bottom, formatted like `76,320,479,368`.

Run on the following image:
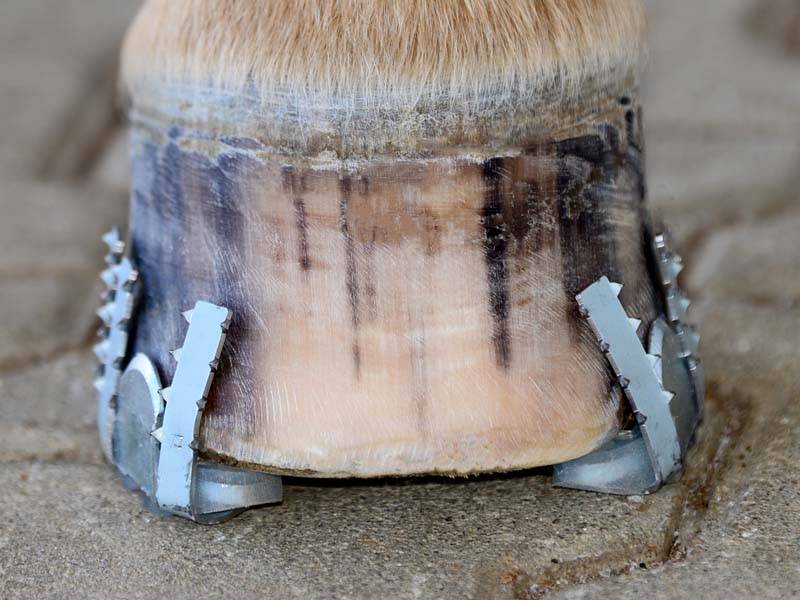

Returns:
553,224,704,494
96,229,282,524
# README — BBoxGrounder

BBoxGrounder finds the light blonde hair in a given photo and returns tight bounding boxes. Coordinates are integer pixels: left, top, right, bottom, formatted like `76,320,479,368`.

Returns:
121,0,645,105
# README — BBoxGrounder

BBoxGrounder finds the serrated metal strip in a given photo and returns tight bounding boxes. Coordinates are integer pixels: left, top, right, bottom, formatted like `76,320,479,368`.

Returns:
652,228,704,413
153,301,231,517
576,277,681,484
95,228,138,461
113,350,282,523
653,232,695,345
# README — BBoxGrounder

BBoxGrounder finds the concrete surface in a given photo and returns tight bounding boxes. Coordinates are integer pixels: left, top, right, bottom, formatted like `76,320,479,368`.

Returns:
0,0,799,598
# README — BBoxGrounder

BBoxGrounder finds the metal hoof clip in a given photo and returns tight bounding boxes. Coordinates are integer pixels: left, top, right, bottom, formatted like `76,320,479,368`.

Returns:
95,230,282,523
553,227,704,495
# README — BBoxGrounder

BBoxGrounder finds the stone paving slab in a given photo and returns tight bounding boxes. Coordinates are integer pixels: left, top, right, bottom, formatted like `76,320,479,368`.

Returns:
647,137,799,249
0,461,681,600
644,0,800,130
0,350,102,464
689,213,800,305
642,0,800,248
0,181,127,368
0,181,126,272
0,0,137,178
748,0,800,54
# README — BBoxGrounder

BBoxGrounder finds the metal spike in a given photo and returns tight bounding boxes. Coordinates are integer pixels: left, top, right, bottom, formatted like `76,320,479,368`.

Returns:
629,318,642,332
669,258,683,281
97,304,114,325
102,228,120,248
155,301,233,518
93,340,110,362
151,427,163,444
652,360,663,384
100,268,116,289
647,353,661,370
170,348,182,362
95,237,138,463
609,282,623,296
159,387,172,403
94,377,104,392
679,297,691,313
102,228,125,260
182,310,194,324
663,390,675,404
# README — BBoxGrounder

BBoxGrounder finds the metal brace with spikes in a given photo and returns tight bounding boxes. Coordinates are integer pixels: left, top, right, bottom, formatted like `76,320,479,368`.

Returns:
652,226,705,416
96,231,281,524
151,301,282,523
110,300,283,524
152,301,232,518
553,265,703,494
95,228,139,461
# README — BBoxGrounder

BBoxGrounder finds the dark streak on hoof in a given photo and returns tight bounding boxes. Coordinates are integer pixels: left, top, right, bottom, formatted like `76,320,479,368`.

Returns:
293,197,311,271
339,176,362,379
282,166,312,272
481,157,512,369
